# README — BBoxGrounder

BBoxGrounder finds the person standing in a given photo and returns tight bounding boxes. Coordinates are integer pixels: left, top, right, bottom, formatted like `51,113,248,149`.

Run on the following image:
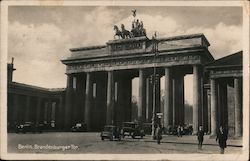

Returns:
216,126,228,154
156,124,162,144
177,125,181,137
197,126,204,150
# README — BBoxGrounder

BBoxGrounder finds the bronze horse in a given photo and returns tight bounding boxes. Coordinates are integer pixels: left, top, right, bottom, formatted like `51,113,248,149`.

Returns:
113,25,123,39
121,24,132,39
114,24,132,39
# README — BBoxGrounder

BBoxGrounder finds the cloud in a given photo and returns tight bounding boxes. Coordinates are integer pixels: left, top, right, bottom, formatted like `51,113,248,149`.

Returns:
117,13,242,59
8,21,71,88
182,22,242,59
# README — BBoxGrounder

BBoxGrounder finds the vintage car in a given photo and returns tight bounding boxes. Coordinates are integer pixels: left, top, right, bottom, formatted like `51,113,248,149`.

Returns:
71,123,87,132
15,122,43,133
142,123,152,135
121,122,145,139
183,124,193,135
100,125,122,141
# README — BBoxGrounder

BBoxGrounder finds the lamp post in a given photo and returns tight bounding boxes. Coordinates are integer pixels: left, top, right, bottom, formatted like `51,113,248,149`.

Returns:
151,33,158,139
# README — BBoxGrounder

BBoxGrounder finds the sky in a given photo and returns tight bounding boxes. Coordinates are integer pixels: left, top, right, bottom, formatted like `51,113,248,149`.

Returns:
8,6,242,103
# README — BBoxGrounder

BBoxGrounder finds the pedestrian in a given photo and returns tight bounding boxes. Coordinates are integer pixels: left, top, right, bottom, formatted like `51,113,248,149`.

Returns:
156,124,162,144
177,125,181,137
197,125,204,150
216,126,228,154
180,125,183,137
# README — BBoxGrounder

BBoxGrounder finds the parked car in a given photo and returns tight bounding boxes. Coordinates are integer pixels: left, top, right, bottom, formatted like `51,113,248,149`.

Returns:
100,125,122,141
166,125,177,135
15,122,43,133
143,123,152,135
183,124,193,135
122,122,145,139
71,123,87,132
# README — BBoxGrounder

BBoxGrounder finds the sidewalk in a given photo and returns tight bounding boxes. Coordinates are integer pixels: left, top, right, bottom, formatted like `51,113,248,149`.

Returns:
143,135,242,147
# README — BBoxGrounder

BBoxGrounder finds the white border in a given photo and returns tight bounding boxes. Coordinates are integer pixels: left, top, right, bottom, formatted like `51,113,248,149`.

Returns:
1,0,249,160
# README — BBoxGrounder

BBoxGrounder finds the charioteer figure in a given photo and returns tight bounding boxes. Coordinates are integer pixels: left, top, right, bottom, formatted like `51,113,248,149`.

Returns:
113,10,147,39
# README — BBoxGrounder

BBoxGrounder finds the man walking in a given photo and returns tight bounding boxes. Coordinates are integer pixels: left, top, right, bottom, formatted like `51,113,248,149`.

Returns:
156,124,162,144
197,126,204,150
216,126,228,154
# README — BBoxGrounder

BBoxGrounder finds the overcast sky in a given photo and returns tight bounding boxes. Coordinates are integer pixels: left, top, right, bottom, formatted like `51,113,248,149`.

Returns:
8,6,242,103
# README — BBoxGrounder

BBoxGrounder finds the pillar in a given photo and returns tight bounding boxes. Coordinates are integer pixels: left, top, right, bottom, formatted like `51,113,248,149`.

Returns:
64,74,73,130
234,78,242,137
36,97,42,124
85,72,93,130
24,96,31,122
155,75,161,114
210,79,218,136
12,94,20,125
106,71,115,125
146,77,153,122
164,67,172,128
207,89,211,134
193,65,202,134
57,96,64,130
138,69,146,122
172,78,176,126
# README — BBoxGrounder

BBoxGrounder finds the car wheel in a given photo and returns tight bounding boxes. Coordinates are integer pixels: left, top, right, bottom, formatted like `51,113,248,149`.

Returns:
101,137,104,141
141,135,143,139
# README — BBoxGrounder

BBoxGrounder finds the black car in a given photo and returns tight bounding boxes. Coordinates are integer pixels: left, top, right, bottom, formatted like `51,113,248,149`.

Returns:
183,125,193,135
122,122,145,139
15,122,43,133
100,125,122,141
71,123,87,132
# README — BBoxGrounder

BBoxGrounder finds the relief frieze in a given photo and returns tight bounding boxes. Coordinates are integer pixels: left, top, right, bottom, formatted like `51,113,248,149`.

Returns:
67,54,201,73
210,70,242,78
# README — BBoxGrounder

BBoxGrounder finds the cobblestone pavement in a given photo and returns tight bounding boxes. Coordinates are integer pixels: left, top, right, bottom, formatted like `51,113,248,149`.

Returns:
8,132,242,154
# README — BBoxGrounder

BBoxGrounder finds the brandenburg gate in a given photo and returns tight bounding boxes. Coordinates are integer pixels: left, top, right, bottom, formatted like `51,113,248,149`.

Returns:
61,32,214,134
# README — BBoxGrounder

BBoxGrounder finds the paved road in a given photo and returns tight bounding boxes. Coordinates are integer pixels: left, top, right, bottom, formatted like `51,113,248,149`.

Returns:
8,132,242,154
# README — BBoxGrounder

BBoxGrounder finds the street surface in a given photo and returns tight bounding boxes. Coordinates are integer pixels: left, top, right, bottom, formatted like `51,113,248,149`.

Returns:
8,132,242,154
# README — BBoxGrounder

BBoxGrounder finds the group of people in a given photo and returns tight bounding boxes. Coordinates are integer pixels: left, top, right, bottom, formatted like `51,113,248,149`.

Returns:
197,125,228,154
154,124,228,154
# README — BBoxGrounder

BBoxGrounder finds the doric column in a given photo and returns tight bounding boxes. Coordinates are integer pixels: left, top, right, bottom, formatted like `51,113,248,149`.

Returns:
64,74,73,130
47,99,52,124
164,67,172,128
172,78,176,126
234,78,242,137
57,96,64,130
24,96,31,122
207,89,211,134
156,75,161,114
193,65,202,134
146,77,153,122
12,94,20,124
106,71,115,125
85,72,93,130
210,79,218,136
138,69,146,122
177,75,184,126
36,97,42,124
